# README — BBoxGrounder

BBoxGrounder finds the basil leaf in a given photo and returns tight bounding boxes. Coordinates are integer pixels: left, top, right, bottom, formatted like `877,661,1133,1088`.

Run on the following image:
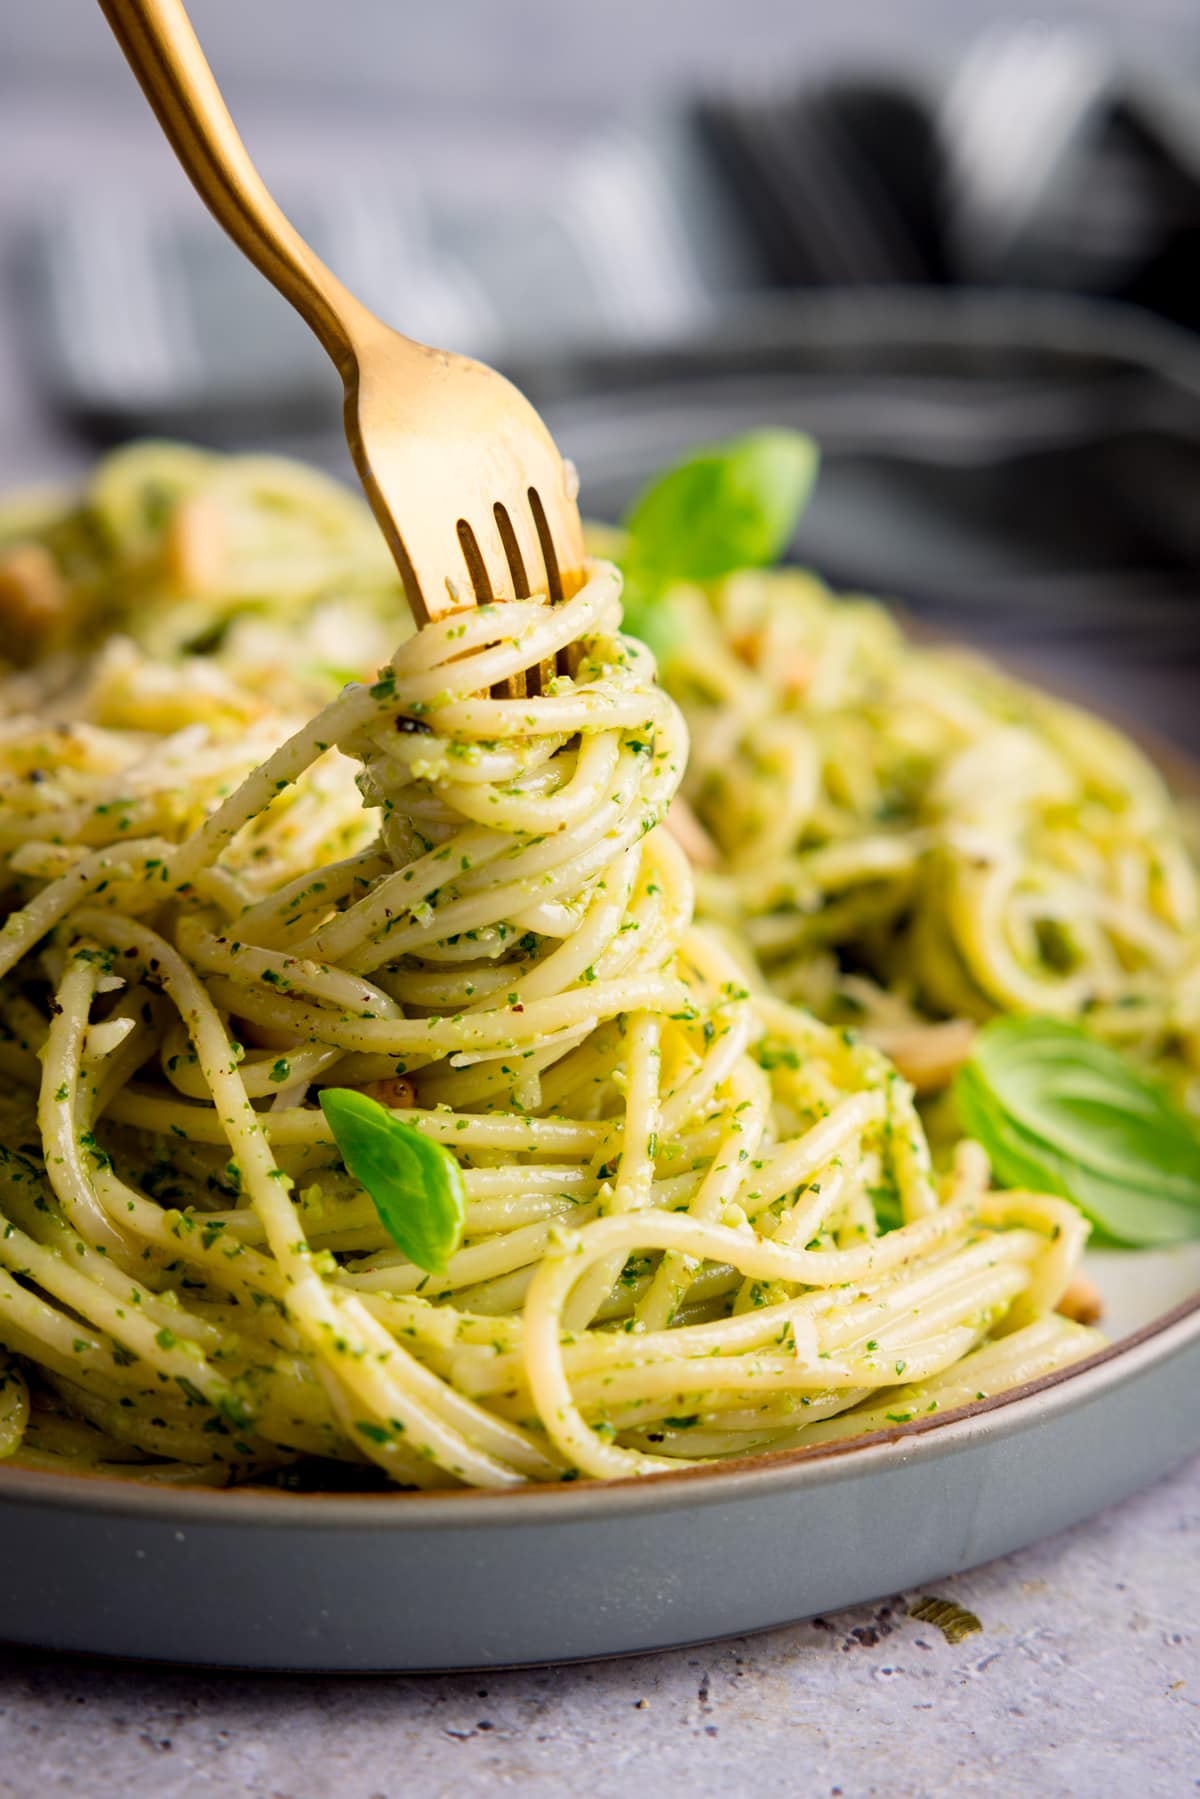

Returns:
957,1065,1199,1247
955,1018,1200,1247
970,1019,1200,1195
622,429,818,587
319,1088,466,1274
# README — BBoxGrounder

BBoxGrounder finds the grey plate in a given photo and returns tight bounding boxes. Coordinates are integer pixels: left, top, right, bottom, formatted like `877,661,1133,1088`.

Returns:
4,308,1200,1669
6,776,1197,1674
1,1263,1198,1670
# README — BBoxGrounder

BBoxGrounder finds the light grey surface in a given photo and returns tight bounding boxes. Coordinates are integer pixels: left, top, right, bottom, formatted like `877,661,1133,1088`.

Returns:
0,1451,1196,1799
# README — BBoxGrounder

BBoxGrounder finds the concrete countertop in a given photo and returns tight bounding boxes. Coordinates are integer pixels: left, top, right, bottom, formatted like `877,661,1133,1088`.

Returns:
1,1453,1196,1797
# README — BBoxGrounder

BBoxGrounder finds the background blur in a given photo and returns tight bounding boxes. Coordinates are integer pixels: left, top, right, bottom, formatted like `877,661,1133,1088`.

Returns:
1,1,1198,736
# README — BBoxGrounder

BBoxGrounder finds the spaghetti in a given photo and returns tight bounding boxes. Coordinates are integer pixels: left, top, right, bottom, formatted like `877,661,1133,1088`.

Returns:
656,566,1200,1114
0,450,1102,1488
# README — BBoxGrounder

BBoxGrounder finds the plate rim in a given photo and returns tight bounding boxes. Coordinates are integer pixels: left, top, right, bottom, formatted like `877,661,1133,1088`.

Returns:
3,1289,1197,1528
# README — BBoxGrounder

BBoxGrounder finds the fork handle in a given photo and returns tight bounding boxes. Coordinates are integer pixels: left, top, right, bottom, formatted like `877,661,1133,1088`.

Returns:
98,0,373,377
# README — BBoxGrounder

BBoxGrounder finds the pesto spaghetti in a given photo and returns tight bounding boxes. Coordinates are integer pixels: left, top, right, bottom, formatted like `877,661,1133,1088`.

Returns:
0,447,1102,1489
656,563,1200,1118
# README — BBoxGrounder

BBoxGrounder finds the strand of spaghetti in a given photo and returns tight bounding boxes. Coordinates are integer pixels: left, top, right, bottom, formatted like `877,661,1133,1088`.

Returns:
156,1034,344,1103
393,568,621,679
86,986,170,1118
173,914,405,1018
656,1008,758,1138
0,837,176,982
0,1352,28,1459
36,950,133,1258
450,1296,823,1397
563,1315,1021,1411
562,1011,663,1331
312,1304,563,1481
39,1191,353,1460
740,1090,887,1218
38,1378,280,1474
231,844,392,946
886,1076,940,1222
564,1295,1033,1435
797,1317,1103,1446
0,1170,225,1352
390,614,581,704
95,1176,288,1314
832,1252,1041,1356
12,1165,356,1446
169,684,377,887
523,1203,975,1478
440,733,623,836
383,845,642,1013
813,1232,1038,1352
0,1262,153,1390
0,1231,292,1448
977,1190,1087,1320
728,1164,855,1317
0,1212,254,1421
99,1088,610,1152
196,1162,605,1244
635,1056,771,1332
338,1206,603,1298
413,687,670,744
197,970,687,1055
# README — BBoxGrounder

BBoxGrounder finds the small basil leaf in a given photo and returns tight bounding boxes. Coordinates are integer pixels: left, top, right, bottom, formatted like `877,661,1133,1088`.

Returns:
319,1087,466,1274
622,429,818,587
955,1018,1200,1247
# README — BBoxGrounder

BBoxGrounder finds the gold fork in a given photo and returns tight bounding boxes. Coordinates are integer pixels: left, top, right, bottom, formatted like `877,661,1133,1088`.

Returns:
98,0,586,692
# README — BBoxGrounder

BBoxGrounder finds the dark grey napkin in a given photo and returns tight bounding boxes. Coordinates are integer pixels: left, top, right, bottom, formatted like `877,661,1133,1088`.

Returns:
696,26,1200,326
532,289,1200,644
526,288,1200,752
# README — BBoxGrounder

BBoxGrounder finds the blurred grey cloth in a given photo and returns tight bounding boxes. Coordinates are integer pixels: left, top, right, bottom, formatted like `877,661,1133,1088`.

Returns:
24,127,752,433
698,24,1200,318
23,25,1200,435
